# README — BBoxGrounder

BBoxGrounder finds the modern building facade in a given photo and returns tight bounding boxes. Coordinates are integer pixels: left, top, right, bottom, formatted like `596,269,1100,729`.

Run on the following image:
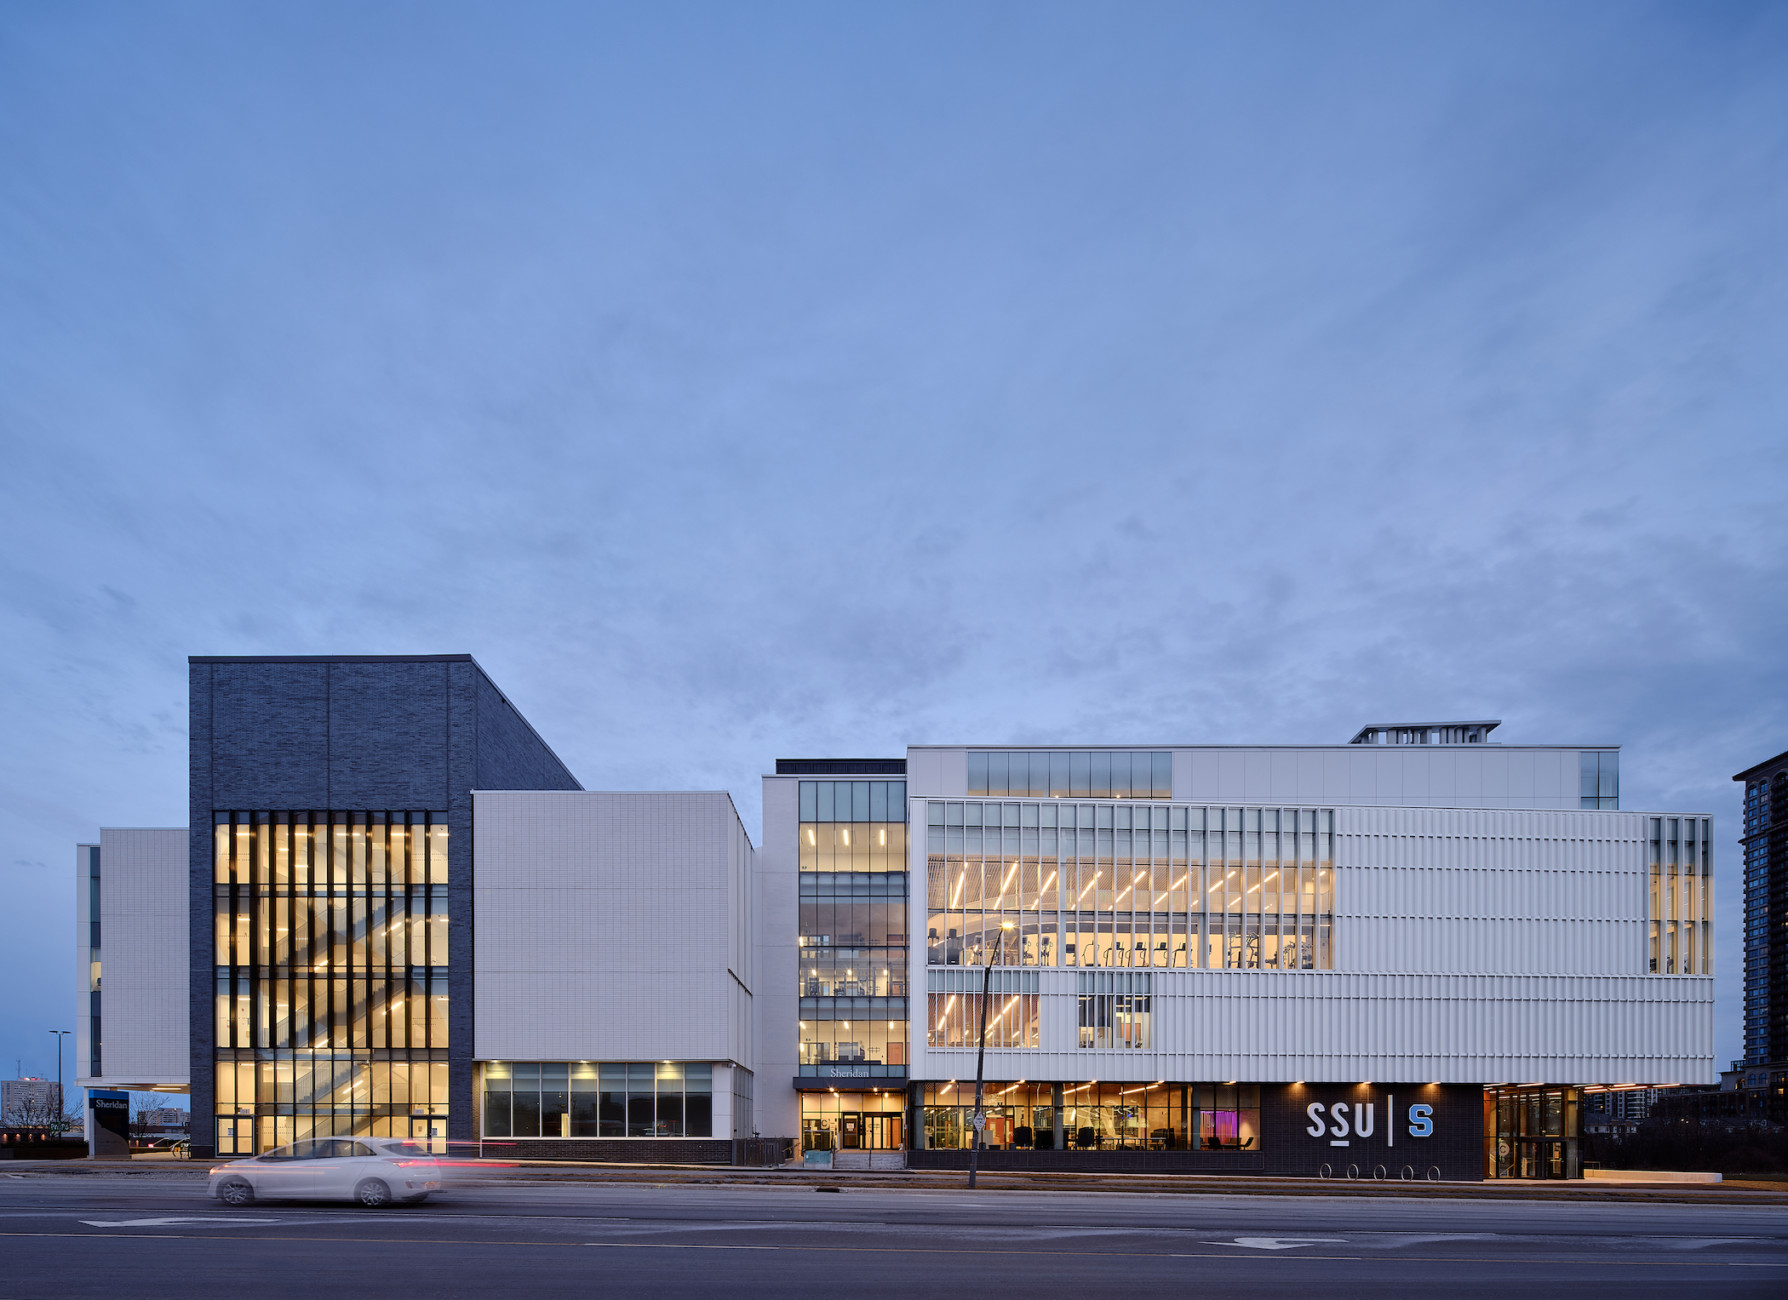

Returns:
1738,749,1788,1071
76,657,1717,1177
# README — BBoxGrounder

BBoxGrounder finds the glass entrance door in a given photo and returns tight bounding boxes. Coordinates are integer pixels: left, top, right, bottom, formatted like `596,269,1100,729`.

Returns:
1486,1087,1579,1179
861,1114,903,1150
840,1113,863,1149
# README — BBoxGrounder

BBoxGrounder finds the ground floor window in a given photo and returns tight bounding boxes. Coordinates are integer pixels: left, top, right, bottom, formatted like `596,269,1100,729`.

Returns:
480,1062,714,1138
799,1090,906,1151
212,1050,449,1155
917,1081,1259,1151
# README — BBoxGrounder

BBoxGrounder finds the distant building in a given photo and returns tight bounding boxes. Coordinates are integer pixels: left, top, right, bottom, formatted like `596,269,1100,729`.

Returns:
1582,1086,1661,1136
1739,750,1788,1070
131,1106,190,1142
1,1078,63,1125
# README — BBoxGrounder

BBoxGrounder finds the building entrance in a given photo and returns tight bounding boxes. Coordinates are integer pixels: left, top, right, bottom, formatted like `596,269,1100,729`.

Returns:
841,1112,902,1150
1486,1086,1579,1179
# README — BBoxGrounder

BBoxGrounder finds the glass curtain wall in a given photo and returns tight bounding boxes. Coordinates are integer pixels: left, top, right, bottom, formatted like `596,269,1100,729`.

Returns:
212,812,450,1155
969,752,1172,799
919,1082,1259,1151
798,780,909,1078
926,801,1335,971
481,1062,714,1138
85,846,101,1076
1649,817,1712,975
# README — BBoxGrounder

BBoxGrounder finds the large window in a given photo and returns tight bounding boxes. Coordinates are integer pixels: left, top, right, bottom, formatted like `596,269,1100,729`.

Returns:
480,1062,713,1138
1649,817,1711,975
919,1081,1258,1151
1580,752,1620,809
926,802,1334,971
212,811,449,1155
969,751,1171,800
925,970,1039,1048
1077,971,1151,1048
799,778,909,1077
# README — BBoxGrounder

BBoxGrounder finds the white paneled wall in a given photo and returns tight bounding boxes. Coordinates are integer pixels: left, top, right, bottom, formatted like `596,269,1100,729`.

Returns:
909,745,1589,809
80,828,190,1088
473,791,754,1067
908,803,1713,1086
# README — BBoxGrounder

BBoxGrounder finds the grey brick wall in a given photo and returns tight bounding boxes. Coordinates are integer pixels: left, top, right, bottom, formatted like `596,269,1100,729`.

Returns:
187,655,580,1158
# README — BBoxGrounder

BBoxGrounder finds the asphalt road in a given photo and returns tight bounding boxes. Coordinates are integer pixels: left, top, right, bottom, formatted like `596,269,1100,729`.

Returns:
1,1171,1785,1298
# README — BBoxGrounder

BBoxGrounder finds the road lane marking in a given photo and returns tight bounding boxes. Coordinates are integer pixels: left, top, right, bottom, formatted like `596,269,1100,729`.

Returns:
1211,1237,1349,1251
80,1217,283,1227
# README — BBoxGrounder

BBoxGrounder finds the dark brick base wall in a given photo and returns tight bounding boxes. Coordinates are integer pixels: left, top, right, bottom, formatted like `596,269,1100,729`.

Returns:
481,1139,735,1164
1261,1083,1483,1180
909,1148,1264,1174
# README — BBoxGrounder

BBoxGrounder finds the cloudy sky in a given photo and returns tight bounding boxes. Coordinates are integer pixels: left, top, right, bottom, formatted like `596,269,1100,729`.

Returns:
2,2,1783,1090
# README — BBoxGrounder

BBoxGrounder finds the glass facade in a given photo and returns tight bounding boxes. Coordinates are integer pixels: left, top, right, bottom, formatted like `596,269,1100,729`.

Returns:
969,751,1171,799
1485,1085,1579,1178
1580,751,1620,809
1649,817,1711,975
925,970,1039,1048
919,1081,1259,1151
927,801,1334,970
480,1062,714,1138
1741,768,1783,1067
799,1089,906,1151
798,780,909,1078
85,846,101,1076
212,812,450,1155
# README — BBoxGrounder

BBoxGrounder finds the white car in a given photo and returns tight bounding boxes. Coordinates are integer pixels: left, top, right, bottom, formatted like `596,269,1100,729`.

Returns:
209,1137,442,1207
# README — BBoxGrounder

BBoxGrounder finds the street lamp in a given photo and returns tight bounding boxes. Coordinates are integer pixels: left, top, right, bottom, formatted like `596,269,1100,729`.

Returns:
968,921,1016,1190
48,1030,71,1131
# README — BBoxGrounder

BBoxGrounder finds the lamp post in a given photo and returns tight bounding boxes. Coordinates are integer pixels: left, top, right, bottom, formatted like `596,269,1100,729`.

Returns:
968,921,1015,1190
48,1030,71,1131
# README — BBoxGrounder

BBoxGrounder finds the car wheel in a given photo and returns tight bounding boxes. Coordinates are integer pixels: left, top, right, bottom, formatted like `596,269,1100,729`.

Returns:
217,1180,255,1207
354,1178,393,1208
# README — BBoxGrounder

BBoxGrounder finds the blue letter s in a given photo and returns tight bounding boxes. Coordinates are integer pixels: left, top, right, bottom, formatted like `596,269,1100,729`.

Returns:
1408,1103,1433,1138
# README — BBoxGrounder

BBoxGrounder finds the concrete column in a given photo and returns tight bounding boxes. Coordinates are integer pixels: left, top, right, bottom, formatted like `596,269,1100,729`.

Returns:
1052,1082,1064,1150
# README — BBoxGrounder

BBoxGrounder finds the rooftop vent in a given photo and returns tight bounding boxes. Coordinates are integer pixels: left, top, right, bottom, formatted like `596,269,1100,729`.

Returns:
1350,721,1500,746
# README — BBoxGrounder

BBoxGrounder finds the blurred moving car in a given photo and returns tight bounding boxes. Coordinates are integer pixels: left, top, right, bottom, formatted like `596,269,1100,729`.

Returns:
209,1137,441,1206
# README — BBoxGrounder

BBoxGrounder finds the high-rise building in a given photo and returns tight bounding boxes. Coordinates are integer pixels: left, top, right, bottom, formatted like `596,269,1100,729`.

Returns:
1738,749,1788,1068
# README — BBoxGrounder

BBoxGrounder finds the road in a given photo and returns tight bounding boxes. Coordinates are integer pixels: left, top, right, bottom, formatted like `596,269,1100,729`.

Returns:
1,1170,1784,1298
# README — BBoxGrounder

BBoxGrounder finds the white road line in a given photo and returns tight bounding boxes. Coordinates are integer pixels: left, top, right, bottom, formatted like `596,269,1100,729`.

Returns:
79,1216,284,1228
1211,1236,1349,1250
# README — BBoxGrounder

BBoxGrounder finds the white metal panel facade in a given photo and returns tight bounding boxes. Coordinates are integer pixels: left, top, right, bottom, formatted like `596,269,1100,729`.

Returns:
908,801,1712,1086
472,791,755,1067
77,828,190,1089
909,745,1589,809
753,775,801,1139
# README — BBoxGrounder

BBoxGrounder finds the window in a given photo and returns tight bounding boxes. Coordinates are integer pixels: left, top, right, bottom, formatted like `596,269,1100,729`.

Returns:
481,1061,714,1138
799,781,910,1076
1077,971,1151,1048
925,970,1039,1048
926,802,1335,971
1580,752,1619,809
968,751,1171,799
211,811,450,1157
1648,816,1711,975
918,1081,1254,1152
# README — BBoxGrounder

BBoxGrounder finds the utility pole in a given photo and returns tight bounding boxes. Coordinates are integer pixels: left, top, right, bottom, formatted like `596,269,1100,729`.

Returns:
968,921,1015,1190
48,1031,71,1132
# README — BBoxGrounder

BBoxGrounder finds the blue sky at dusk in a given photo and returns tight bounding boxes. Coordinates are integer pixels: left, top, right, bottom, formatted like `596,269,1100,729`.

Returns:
3,2,1785,1084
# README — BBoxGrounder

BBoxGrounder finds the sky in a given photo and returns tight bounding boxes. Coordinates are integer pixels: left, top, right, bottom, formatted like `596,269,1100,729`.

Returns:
1,1,1783,1092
